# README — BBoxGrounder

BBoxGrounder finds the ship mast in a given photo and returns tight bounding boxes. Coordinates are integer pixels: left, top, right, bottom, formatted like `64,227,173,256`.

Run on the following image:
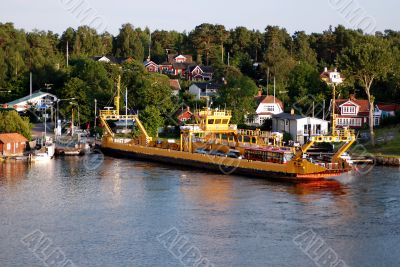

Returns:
114,75,121,115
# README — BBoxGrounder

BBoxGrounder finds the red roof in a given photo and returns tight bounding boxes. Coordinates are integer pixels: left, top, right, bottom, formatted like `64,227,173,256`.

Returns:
336,99,370,113
378,104,400,112
255,95,284,109
169,79,181,91
0,133,28,143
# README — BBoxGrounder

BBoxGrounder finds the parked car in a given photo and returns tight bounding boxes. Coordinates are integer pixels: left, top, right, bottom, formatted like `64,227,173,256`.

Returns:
194,148,208,154
209,150,226,157
227,150,242,159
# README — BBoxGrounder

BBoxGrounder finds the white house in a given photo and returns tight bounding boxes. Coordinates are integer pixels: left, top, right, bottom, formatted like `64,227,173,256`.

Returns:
6,91,58,112
246,92,284,126
92,55,124,64
320,67,343,84
189,82,221,100
272,112,329,145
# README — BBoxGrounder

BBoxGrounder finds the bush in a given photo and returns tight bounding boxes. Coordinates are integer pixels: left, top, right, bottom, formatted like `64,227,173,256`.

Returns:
0,110,32,140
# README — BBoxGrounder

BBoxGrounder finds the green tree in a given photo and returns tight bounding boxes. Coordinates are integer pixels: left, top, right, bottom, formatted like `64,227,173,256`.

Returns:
121,61,173,120
338,36,394,146
139,106,164,138
293,31,317,66
115,24,144,60
217,73,258,124
0,110,32,140
263,26,296,93
59,77,91,124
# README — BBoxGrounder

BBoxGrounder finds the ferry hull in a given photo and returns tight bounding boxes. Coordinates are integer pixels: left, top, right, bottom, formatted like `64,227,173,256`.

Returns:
100,143,346,181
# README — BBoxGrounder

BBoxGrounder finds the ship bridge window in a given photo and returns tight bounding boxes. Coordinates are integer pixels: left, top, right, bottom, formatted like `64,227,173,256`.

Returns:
208,119,214,124
222,119,229,124
215,119,222,124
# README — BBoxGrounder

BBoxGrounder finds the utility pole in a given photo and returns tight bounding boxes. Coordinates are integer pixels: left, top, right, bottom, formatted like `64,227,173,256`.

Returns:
332,83,337,135
148,30,151,60
29,72,32,100
266,67,270,96
273,76,276,104
125,88,128,133
221,45,224,63
66,41,69,68
94,99,97,132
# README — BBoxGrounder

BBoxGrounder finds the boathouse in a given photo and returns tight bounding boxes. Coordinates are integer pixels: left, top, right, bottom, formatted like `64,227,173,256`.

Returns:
0,133,28,156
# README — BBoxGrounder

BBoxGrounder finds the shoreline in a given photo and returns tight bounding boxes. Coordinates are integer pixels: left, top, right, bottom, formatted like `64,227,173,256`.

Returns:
372,155,400,167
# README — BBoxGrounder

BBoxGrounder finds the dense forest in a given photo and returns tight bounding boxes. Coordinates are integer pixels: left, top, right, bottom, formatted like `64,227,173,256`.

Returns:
0,22,399,133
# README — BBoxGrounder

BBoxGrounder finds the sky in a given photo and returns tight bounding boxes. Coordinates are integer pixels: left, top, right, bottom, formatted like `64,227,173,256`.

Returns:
1,0,399,34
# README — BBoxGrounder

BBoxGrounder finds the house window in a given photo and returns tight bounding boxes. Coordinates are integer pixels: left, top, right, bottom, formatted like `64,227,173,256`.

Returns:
342,106,356,114
6,143,11,150
374,117,380,126
264,105,274,112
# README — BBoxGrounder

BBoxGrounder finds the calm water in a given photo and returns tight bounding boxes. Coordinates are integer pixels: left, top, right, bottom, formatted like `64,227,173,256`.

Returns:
0,156,399,267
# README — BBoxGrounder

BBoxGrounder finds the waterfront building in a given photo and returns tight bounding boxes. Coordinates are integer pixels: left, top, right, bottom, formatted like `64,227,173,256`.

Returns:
272,113,329,145
0,133,28,156
6,91,58,112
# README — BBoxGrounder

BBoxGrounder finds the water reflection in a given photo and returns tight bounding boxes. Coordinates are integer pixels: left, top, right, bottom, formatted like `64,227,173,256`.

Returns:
0,158,399,266
0,162,28,186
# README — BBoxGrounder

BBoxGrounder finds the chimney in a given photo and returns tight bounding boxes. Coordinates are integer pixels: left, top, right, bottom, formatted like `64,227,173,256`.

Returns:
186,106,190,112
334,68,337,72
349,94,356,101
257,89,262,97
291,108,295,116
324,67,328,72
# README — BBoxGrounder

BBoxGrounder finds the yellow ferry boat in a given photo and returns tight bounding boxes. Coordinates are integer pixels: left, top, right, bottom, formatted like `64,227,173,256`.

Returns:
100,79,356,181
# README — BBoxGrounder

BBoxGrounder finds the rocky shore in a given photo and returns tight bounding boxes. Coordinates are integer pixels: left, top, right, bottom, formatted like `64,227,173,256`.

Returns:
373,155,400,167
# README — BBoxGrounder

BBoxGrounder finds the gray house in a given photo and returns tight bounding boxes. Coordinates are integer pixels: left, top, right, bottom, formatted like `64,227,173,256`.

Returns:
188,82,221,100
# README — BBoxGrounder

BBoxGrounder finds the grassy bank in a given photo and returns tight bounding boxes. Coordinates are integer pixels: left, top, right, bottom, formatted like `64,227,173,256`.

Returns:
361,125,400,157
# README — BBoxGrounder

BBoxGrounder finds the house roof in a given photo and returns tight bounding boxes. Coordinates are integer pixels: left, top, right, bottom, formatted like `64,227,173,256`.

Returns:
144,60,158,67
174,107,192,118
172,62,193,70
7,91,57,106
320,68,344,83
188,65,214,73
191,82,222,90
169,79,181,91
255,95,284,109
272,113,305,120
0,133,28,143
168,54,193,63
377,103,400,112
92,55,125,64
336,98,370,113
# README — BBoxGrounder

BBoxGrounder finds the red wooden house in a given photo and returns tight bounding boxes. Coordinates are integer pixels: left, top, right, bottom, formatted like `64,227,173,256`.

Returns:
334,95,382,128
0,133,28,156
186,65,214,81
144,59,159,73
174,107,193,124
